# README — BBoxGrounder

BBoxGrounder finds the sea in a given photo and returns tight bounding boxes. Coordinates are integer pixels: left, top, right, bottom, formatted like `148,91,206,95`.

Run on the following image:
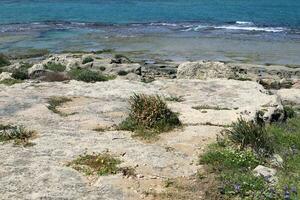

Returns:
1,0,300,64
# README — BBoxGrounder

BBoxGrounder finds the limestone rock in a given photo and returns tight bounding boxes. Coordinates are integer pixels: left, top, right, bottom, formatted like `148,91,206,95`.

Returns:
0,79,284,199
270,154,284,168
177,61,233,80
0,72,12,81
177,61,300,86
253,165,278,184
28,63,45,76
276,88,300,105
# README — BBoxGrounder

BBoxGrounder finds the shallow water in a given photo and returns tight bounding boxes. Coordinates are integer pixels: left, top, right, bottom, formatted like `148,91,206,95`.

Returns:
1,0,300,64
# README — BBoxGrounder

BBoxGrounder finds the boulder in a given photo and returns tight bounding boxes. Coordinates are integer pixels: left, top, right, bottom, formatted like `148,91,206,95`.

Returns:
270,154,284,168
253,165,278,184
177,61,233,80
0,72,12,81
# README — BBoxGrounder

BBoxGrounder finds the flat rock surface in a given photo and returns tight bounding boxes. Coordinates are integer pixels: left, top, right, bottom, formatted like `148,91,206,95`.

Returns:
0,79,281,199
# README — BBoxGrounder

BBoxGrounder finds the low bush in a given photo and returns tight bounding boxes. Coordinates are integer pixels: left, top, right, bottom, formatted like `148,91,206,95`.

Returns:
44,62,66,72
284,106,296,119
0,54,11,67
0,124,35,145
82,57,94,64
225,117,274,156
68,68,113,82
165,96,184,102
200,115,300,199
119,94,181,140
201,145,260,170
0,79,23,86
47,96,72,116
11,62,33,80
68,152,121,176
193,105,230,110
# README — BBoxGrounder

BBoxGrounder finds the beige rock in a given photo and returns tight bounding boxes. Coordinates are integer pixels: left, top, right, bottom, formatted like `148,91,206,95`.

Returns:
0,79,283,199
0,72,12,81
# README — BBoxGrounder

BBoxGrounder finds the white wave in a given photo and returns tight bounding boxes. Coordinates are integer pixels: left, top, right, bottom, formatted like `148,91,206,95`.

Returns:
235,21,254,25
150,22,177,27
215,25,286,32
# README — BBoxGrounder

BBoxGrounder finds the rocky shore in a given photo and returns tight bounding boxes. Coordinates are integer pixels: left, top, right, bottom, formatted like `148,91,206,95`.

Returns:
0,52,300,199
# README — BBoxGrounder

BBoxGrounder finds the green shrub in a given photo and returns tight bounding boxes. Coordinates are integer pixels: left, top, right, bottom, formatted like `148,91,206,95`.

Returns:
0,124,35,145
284,106,296,119
117,70,128,76
11,62,33,80
82,57,94,64
165,96,184,102
119,94,181,139
68,68,113,82
220,171,268,198
0,54,11,67
47,96,72,116
20,62,33,69
44,63,66,72
0,79,23,86
201,146,260,170
12,69,28,80
225,117,274,155
68,152,122,176
192,105,230,110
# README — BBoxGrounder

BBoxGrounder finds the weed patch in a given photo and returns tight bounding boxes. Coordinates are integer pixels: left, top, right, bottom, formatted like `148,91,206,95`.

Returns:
47,96,72,116
225,117,274,156
193,105,231,111
0,54,11,67
0,124,36,146
165,96,184,102
82,57,94,64
200,115,300,199
44,63,66,72
67,152,134,177
68,68,114,82
119,94,181,140
0,79,23,86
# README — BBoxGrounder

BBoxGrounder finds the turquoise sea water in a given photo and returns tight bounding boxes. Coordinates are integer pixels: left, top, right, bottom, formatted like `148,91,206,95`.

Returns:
1,0,300,64
1,0,300,27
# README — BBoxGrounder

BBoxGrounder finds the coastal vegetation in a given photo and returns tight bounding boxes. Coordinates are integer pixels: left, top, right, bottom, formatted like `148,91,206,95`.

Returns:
0,79,23,86
165,95,184,102
47,96,72,116
68,152,122,176
0,54,11,67
68,68,114,82
200,112,300,199
82,56,94,64
44,62,66,72
0,124,36,146
67,152,135,177
119,94,181,140
193,105,231,111
11,63,32,80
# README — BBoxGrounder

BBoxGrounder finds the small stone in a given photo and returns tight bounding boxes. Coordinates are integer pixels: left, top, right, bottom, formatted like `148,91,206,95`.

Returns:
270,154,284,167
136,174,144,179
0,72,12,81
253,165,278,184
